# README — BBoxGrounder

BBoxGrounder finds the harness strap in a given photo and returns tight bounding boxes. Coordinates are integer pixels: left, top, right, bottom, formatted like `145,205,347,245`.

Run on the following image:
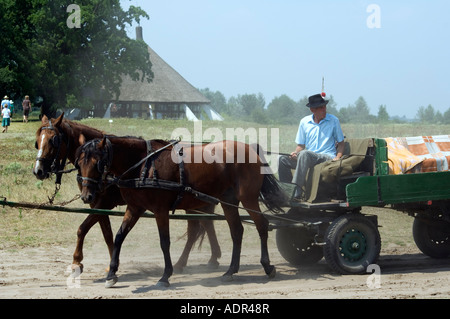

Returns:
106,176,220,206
170,143,186,213
117,139,179,180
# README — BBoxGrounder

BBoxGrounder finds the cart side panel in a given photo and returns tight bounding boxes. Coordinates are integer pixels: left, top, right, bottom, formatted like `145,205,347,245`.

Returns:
346,171,450,207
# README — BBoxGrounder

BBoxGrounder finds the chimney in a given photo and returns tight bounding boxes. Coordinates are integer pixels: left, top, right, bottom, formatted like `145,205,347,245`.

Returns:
136,26,143,41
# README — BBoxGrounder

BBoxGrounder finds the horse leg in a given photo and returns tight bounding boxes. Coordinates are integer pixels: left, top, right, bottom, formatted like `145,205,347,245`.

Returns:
72,214,103,274
173,219,200,273
221,202,243,282
98,215,114,271
241,198,276,278
105,207,142,288
155,211,173,287
201,220,221,268
200,204,221,268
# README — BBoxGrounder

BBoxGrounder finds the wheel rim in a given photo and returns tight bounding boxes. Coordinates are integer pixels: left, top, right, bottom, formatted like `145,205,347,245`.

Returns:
339,228,367,262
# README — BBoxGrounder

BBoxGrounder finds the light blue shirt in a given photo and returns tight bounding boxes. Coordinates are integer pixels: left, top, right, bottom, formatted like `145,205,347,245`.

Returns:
295,113,345,158
1,100,10,108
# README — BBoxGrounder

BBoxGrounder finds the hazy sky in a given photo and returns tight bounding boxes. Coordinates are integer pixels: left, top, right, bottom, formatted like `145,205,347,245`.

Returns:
121,0,450,117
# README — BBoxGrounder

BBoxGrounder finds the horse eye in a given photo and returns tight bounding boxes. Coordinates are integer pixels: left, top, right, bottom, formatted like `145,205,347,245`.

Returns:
35,141,38,149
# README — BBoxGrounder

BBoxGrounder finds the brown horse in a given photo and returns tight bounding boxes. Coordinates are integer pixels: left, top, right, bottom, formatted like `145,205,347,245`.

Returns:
33,113,221,274
75,135,286,287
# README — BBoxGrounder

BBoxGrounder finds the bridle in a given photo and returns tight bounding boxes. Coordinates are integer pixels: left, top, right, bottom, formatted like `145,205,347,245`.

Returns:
35,120,70,184
76,138,113,192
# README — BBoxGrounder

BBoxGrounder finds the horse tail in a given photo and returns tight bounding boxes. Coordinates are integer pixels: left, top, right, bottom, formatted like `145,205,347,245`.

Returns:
177,221,207,250
250,143,288,213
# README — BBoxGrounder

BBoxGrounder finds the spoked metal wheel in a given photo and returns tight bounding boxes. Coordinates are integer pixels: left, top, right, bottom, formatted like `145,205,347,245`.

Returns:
324,213,381,275
276,226,323,266
413,216,450,258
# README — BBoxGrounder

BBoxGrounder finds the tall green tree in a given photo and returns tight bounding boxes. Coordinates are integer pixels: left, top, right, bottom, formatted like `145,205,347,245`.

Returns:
267,94,297,124
199,88,227,114
416,105,436,123
1,0,153,116
377,104,390,123
0,0,35,99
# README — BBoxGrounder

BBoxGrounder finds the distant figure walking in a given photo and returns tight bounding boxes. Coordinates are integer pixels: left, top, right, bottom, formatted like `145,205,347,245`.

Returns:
2,104,11,133
22,95,31,123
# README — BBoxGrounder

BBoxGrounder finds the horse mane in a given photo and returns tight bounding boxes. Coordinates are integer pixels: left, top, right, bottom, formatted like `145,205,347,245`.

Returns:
62,119,105,138
75,138,102,164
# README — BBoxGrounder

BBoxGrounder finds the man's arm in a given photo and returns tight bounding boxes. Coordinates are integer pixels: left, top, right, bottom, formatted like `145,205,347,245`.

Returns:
333,141,345,161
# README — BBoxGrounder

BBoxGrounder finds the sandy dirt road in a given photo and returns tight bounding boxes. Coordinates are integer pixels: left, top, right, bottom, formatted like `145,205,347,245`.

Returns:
1,214,449,300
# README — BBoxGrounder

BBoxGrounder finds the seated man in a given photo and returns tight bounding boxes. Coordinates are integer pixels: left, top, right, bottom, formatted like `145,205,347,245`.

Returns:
278,93,345,200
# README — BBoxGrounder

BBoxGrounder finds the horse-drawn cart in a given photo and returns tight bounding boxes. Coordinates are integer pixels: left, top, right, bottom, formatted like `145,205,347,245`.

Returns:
6,136,450,277
273,136,450,275
6,117,450,283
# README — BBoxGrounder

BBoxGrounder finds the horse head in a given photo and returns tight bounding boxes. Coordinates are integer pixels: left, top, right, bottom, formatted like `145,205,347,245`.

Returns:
76,135,112,204
33,112,66,179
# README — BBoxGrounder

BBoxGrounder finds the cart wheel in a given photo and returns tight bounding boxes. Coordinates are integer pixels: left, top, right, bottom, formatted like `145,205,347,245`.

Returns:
276,227,323,265
413,217,450,258
324,213,381,275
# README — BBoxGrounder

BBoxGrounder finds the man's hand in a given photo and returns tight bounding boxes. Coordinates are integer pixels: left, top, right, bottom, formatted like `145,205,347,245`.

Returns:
290,144,305,159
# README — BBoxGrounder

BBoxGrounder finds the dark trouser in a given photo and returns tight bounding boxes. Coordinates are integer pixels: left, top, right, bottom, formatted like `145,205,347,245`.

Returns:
278,151,333,197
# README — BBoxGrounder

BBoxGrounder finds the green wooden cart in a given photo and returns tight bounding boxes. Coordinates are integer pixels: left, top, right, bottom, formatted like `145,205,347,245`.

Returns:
274,137,450,275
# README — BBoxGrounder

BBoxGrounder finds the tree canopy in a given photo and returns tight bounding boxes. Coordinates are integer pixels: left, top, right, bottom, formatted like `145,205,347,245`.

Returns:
0,0,152,116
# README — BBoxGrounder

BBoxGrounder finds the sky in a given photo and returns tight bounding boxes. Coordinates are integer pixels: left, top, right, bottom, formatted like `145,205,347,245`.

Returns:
120,0,450,118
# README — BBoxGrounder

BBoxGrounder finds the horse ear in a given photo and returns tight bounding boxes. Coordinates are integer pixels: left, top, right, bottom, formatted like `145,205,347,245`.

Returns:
79,133,86,145
54,112,64,127
97,136,107,149
41,115,49,124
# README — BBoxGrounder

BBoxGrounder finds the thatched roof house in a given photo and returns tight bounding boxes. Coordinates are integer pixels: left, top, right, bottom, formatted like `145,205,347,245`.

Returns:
96,27,222,121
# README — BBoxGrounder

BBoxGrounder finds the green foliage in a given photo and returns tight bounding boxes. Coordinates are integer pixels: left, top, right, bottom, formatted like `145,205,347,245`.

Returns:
1,0,153,115
377,105,390,123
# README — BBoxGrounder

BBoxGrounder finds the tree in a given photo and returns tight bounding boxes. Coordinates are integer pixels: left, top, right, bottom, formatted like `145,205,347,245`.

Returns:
238,93,265,117
267,94,297,124
337,96,375,123
443,108,450,124
199,88,227,114
377,104,389,123
353,96,371,123
0,0,35,99
1,0,153,116
416,105,436,123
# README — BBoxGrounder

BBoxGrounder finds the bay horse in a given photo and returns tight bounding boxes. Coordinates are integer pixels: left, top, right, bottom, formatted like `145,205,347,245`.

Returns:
33,113,221,274
75,135,286,287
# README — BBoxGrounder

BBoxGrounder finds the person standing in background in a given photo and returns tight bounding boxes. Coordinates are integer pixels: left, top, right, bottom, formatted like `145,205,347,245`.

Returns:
2,104,11,133
22,95,31,123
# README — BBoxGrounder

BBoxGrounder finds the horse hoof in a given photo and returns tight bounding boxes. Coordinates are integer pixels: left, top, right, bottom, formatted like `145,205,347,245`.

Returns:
173,264,184,274
207,260,220,269
221,274,234,282
105,276,118,288
156,280,170,288
71,264,83,277
267,266,276,279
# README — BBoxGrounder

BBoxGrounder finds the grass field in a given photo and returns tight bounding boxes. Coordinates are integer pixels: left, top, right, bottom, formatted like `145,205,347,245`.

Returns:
1,113,450,251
